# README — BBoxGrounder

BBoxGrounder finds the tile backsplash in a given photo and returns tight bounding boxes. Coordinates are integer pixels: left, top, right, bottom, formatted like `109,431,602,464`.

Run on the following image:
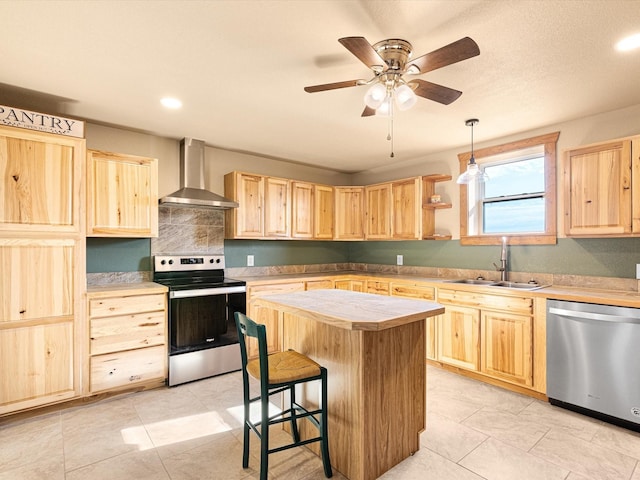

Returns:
151,206,225,255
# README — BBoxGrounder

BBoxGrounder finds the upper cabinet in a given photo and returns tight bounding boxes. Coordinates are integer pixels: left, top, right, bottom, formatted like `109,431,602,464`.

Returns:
0,126,84,234
563,136,639,237
225,171,290,239
334,186,365,240
87,150,158,237
365,183,392,239
291,181,334,239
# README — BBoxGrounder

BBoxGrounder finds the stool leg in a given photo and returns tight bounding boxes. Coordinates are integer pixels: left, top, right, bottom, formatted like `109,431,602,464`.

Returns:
290,384,301,443
319,368,333,478
260,391,269,480
242,384,250,468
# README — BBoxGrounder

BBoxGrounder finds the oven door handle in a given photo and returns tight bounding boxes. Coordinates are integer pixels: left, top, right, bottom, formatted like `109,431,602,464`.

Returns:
170,286,246,298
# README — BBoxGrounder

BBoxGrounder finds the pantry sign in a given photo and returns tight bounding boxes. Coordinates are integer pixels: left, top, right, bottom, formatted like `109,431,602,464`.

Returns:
0,105,84,138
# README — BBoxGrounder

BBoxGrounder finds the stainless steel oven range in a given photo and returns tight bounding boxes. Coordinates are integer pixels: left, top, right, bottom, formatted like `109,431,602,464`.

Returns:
153,255,246,386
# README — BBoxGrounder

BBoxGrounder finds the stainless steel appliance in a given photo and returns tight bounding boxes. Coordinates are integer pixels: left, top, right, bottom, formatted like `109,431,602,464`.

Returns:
547,299,640,431
153,254,246,386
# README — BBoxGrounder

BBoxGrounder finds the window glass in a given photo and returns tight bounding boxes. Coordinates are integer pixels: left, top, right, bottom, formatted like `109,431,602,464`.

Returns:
484,157,545,198
483,197,545,233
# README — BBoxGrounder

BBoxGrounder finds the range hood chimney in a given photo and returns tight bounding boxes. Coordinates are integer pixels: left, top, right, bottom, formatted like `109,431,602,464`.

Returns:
160,138,238,209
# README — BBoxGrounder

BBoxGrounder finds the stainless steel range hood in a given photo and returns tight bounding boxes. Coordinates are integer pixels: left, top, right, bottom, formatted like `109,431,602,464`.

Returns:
159,138,238,209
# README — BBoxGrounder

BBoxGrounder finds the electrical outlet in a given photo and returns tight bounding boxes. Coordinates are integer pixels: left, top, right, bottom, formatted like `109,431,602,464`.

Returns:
247,255,254,267
397,255,403,266
636,264,640,279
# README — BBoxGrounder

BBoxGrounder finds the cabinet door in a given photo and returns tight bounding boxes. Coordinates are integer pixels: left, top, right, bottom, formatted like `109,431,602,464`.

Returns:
365,183,392,239
438,305,480,371
0,321,75,414
392,178,421,239
314,184,334,239
90,345,165,393
291,181,313,238
565,140,631,235
481,310,533,386
334,187,364,240
367,280,389,295
225,172,264,238
0,127,84,233
87,150,158,237
264,177,290,237
246,282,304,357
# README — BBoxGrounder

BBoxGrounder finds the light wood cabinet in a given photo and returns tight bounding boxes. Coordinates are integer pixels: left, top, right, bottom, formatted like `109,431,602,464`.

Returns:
481,309,532,386
306,279,334,290
437,304,480,370
225,172,290,239
436,287,534,387
0,126,84,234
334,187,364,240
366,279,389,295
314,184,334,239
246,282,305,357
365,183,392,239
291,181,314,238
563,139,633,236
0,125,85,416
87,150,158,237
87,289,167,394
334,278,365,292
390,281,437,360
392,177,422,239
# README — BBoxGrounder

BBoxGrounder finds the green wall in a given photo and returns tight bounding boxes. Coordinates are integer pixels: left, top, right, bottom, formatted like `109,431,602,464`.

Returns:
86,238,151,273
86,237,640,279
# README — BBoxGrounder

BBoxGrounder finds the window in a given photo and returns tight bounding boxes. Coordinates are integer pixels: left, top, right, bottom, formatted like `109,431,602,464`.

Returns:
459,132,559,245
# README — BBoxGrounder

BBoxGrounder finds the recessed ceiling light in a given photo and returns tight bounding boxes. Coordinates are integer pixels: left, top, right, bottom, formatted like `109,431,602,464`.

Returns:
160,97,183,109
615,33,640,52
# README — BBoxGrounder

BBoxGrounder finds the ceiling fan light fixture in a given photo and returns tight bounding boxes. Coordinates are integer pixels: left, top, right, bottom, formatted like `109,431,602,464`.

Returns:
395,84,417,111
375,95,393,117
364,83,387,109
457,118,489,184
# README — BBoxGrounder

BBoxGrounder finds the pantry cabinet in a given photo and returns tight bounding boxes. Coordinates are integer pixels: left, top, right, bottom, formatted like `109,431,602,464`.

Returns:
87,286,167,394
87,150,158,237
0,125,85,415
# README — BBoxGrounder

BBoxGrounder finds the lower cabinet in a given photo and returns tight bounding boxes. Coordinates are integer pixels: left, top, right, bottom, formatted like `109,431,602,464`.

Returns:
87,288,167,394
334,278,365,292
390,281,437,360
366,280,389,295
246,282,305,357
436,288,534,388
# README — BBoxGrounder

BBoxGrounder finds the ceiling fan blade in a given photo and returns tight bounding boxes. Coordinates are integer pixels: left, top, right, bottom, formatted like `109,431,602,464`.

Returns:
407,37,479,74
304,80,362,93
361,106,376,117
338,37,388,72
410,79,462,105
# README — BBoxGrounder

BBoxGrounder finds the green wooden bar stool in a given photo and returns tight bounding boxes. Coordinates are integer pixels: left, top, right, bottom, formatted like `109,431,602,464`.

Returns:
234,312,332,480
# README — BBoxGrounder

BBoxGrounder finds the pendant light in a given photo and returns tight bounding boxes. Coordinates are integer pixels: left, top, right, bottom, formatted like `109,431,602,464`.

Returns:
456,118,489,184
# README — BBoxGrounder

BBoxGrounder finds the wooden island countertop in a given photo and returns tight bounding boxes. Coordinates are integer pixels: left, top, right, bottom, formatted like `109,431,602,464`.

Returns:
252,289,444,480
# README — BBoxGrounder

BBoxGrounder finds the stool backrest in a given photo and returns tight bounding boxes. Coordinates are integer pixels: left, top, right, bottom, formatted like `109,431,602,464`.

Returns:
234,311,270,386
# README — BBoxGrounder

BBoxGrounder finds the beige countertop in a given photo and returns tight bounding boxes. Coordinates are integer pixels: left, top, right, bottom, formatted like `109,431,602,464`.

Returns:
87,282,168,298
252,288,444,331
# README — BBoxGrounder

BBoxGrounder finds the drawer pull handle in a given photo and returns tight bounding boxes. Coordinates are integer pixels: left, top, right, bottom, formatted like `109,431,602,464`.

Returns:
129,375,142,381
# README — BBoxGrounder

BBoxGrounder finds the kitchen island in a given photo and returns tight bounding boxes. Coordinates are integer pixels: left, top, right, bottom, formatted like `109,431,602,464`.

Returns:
252,289,444,480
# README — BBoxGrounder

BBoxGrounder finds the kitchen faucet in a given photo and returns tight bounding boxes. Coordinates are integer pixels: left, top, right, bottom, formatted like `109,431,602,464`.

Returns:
493,236,508,282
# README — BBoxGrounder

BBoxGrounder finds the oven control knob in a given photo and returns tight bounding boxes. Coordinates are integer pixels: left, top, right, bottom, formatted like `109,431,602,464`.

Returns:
160,260,166,265
210,259,214,263
216,258,221,263
168,259,174,265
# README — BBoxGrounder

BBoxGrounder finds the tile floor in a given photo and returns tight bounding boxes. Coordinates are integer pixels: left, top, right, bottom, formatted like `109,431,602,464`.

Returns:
2,366,640,480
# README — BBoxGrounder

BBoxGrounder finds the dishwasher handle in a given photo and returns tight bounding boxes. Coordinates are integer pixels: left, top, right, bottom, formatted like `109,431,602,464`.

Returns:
548,307,640,324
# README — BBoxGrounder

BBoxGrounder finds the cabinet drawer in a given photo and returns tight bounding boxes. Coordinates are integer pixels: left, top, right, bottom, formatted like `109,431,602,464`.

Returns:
437,289,533,315
90,345,165,392
391,283,435,300
248,282,305,297
306,279,334,290
89,293,166,318
90,310,165,355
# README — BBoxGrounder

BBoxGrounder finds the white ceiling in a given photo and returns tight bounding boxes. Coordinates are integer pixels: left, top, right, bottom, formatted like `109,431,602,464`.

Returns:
2,0,640,173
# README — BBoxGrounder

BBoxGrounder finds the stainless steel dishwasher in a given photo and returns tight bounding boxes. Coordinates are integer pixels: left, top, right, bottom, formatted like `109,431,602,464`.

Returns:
547,299,640,431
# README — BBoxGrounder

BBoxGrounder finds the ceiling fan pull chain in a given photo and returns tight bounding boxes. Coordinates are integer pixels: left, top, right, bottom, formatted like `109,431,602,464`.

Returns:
388,96,395,158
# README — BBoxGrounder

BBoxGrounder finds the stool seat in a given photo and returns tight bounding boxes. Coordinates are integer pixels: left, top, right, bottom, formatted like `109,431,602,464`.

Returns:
247,350,321,384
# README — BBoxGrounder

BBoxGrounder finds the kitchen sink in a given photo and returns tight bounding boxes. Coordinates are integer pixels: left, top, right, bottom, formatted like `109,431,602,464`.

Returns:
445,279,499,285
492,281,543,290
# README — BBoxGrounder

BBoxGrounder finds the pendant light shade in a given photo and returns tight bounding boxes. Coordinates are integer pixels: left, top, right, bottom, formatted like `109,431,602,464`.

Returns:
457,118,489,184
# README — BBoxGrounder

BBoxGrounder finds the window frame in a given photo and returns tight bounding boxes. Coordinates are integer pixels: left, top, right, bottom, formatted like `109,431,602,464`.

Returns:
458,131,560,246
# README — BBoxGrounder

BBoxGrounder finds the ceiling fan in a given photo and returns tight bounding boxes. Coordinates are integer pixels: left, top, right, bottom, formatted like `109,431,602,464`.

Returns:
304,36,480,116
